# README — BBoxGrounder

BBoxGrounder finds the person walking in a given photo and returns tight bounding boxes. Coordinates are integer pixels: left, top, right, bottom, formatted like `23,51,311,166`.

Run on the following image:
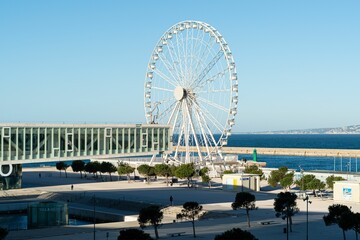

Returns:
170,195,173,206
71,184,74,190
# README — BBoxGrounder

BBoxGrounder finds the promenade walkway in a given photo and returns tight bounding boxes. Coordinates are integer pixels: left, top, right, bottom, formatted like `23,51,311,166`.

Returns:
2,167,360,240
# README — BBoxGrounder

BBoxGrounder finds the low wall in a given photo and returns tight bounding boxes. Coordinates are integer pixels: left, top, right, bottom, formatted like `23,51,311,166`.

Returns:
69,207,125,223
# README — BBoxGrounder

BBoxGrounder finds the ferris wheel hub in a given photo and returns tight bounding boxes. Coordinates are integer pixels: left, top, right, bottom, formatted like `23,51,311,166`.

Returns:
174,86,186,101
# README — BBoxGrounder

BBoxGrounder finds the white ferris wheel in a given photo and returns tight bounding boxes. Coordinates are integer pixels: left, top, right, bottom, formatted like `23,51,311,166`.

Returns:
144,20,238,164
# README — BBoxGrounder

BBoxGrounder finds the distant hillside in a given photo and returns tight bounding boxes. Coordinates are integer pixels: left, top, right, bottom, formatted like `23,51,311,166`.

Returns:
255,125,360,134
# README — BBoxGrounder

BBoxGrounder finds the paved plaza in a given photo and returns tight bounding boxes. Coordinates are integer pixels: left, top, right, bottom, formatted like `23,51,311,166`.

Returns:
2,167,360,240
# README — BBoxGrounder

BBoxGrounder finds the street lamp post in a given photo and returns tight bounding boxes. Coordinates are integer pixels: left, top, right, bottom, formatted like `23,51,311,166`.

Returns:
93,194,96,240
299,165,304,197
346,161,350,180
303,195,312,240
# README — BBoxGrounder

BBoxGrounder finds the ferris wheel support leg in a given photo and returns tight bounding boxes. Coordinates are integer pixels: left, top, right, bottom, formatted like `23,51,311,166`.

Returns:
149,154,157,166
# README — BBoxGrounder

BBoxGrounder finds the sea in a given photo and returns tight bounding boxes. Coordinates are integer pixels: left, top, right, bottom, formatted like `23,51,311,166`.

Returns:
226,134,360,172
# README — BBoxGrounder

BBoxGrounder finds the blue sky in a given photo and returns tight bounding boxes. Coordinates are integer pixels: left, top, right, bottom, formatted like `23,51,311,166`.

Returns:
0,1,359,132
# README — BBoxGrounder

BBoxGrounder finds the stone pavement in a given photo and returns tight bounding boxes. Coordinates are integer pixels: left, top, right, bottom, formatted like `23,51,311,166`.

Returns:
2,167,360,240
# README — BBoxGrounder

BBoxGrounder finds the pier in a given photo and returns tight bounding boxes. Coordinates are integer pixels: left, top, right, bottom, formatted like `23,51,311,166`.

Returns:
176,146,360,158
221,147,360,158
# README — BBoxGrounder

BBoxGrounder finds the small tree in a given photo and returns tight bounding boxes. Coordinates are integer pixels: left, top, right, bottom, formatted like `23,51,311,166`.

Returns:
326,175,345,190
295,174,316,191
170,165,178,183
268,166,288,187
339,211,358,240
0,228,8,240
84,162,95,177
324,204,352,240
56,162,69,178
199,167,211,188
307,178,326,196
84,161,100,178
117,228,153,240
154,164,172,186
279,172,294,190
175,163,195,188
244,165,264,179
274,192,299,232
137,164,156,183
353,213,360,240
222,170,234,174
117,162,135,182
138,205,163,239
71,160,85,178
100,161,117,181
231,192,257,227
176,201,203,238
214,228,258,240
92,161,101,178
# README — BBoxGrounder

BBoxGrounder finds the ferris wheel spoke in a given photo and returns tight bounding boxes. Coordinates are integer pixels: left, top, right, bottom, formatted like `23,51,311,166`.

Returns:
173,32,186,85
177,31,187,77
157,100,178,122
185,29,189,83
153,96,176,105
191,37,216,82
193,109,211,156
196,89,231,94
193,104,220,150
151,86,173,92
157,54,182,85
190,28,202,81
196,106,222,148
153,69,177,87
167,101,180,126
167,41,184,83
193,67,229,91
194,102,225,134
191,50,224,89
190,98,225,134
197,97,228,112
174,124,185,158
184,99,203,162
164,43,183,83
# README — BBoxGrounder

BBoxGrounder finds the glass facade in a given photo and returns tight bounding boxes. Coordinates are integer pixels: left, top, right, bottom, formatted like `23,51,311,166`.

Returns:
28,201,68,228
0,124,172,164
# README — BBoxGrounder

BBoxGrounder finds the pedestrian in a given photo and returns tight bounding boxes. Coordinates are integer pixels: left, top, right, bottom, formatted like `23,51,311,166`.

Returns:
170,195,173,206
71,184,74,190
39,173,41,178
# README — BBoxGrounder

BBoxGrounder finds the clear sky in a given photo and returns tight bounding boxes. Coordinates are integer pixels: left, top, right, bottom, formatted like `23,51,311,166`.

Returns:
1,1,359,132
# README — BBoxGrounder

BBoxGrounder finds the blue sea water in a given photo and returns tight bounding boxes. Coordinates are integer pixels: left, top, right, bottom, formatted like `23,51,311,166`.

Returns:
226,134,360,172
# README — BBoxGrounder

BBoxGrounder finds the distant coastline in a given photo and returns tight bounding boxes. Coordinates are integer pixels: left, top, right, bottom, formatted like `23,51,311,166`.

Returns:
241,124,360,134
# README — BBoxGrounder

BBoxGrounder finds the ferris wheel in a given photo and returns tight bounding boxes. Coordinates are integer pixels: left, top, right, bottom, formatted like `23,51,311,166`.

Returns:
144,20,238,164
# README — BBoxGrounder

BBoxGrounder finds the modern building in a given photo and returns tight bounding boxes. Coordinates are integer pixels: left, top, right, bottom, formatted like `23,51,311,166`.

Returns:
0,123,172,189
222,173,261,192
